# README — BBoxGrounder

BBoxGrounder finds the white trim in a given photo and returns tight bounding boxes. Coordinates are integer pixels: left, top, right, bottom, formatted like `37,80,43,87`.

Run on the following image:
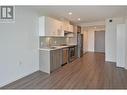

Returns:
79,21,105,27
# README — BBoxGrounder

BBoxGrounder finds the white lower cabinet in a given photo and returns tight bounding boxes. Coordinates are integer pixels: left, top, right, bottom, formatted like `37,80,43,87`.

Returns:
39,49,62,74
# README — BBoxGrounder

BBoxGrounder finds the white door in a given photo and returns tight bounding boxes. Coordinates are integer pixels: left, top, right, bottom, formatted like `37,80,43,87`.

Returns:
94,31,105,53
117,24,126,68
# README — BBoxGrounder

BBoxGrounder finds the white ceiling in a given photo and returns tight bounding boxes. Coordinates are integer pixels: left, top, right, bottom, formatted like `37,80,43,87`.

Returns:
30,6,127,24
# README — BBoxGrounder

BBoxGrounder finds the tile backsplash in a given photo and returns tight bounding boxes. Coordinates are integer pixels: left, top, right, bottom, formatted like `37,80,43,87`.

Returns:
40,37,68,48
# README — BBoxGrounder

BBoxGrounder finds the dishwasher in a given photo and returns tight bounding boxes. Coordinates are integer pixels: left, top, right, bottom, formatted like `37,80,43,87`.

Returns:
62,47,69,66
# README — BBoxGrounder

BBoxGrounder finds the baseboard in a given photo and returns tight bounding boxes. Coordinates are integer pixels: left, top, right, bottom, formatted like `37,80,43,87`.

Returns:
105,61,116,64
87,51,95,53
94,51,105,54
0,69,39,88
83,52,88,54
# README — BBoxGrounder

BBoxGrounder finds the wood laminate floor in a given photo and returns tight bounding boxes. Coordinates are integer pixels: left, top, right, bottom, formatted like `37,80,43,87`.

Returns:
1,52,127,89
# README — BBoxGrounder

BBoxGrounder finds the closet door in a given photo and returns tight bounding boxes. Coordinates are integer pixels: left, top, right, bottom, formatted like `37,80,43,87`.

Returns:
117,24,126,68
94,31,105,53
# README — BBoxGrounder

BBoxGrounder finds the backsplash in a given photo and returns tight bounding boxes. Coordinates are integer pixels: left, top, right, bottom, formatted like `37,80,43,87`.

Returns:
40,37,68,48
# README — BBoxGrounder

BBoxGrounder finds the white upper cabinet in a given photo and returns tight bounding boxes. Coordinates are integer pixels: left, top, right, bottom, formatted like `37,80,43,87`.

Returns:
69,25,73,32
39,16,64,36
63,20,73,32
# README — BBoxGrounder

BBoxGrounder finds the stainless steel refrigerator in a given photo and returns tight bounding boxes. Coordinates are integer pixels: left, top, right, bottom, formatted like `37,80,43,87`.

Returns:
77,33,84,58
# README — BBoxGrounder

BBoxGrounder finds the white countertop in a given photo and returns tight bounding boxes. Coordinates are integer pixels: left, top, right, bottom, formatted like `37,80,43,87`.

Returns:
39,45,77,51
39,48,56,51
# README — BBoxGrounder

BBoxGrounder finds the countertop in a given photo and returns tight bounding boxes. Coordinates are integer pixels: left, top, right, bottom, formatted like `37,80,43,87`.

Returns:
39,44,77,51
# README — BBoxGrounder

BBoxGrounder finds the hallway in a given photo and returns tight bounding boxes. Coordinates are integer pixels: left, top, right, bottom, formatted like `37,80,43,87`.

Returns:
2,52,127,89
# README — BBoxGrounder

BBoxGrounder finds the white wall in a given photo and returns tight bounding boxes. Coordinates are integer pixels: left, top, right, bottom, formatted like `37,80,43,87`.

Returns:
125,20,127,69
105,17,125,62
88,29,95,52
88,27,105,52
0,7,39,87
83,31,88,53
82,26,105,53
105,19,117,62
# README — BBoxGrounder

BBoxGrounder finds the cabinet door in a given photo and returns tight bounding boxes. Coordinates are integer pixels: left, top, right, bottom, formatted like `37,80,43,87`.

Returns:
45,17,64,36
63,48,68,64
55,49,62,69
63,23,73,32
57,49,63,68
63,21,69,31
50,50,56,72
45,17,57,36
69,25,73,32
51,50,59,71
50,49,62,72
56,21,64,36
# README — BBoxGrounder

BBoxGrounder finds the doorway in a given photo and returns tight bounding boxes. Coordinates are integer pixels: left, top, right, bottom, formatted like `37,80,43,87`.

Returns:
94,30,105,53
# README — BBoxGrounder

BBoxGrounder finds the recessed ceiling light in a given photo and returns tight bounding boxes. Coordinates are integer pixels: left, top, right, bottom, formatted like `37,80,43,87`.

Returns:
68,12,72,15
78,18,81,21
94,27,96,29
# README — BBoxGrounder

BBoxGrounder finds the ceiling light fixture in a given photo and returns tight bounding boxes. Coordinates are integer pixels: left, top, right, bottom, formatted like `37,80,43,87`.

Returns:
68,12,72,15
78,18,81,21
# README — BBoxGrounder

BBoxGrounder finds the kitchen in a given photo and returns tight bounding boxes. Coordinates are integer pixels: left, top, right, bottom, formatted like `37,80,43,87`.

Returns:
39,16,83,73
1,6,127,89
1,1,127,95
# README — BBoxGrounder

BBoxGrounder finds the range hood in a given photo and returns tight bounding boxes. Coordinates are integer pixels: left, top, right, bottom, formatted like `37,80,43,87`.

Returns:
64,30,74,34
